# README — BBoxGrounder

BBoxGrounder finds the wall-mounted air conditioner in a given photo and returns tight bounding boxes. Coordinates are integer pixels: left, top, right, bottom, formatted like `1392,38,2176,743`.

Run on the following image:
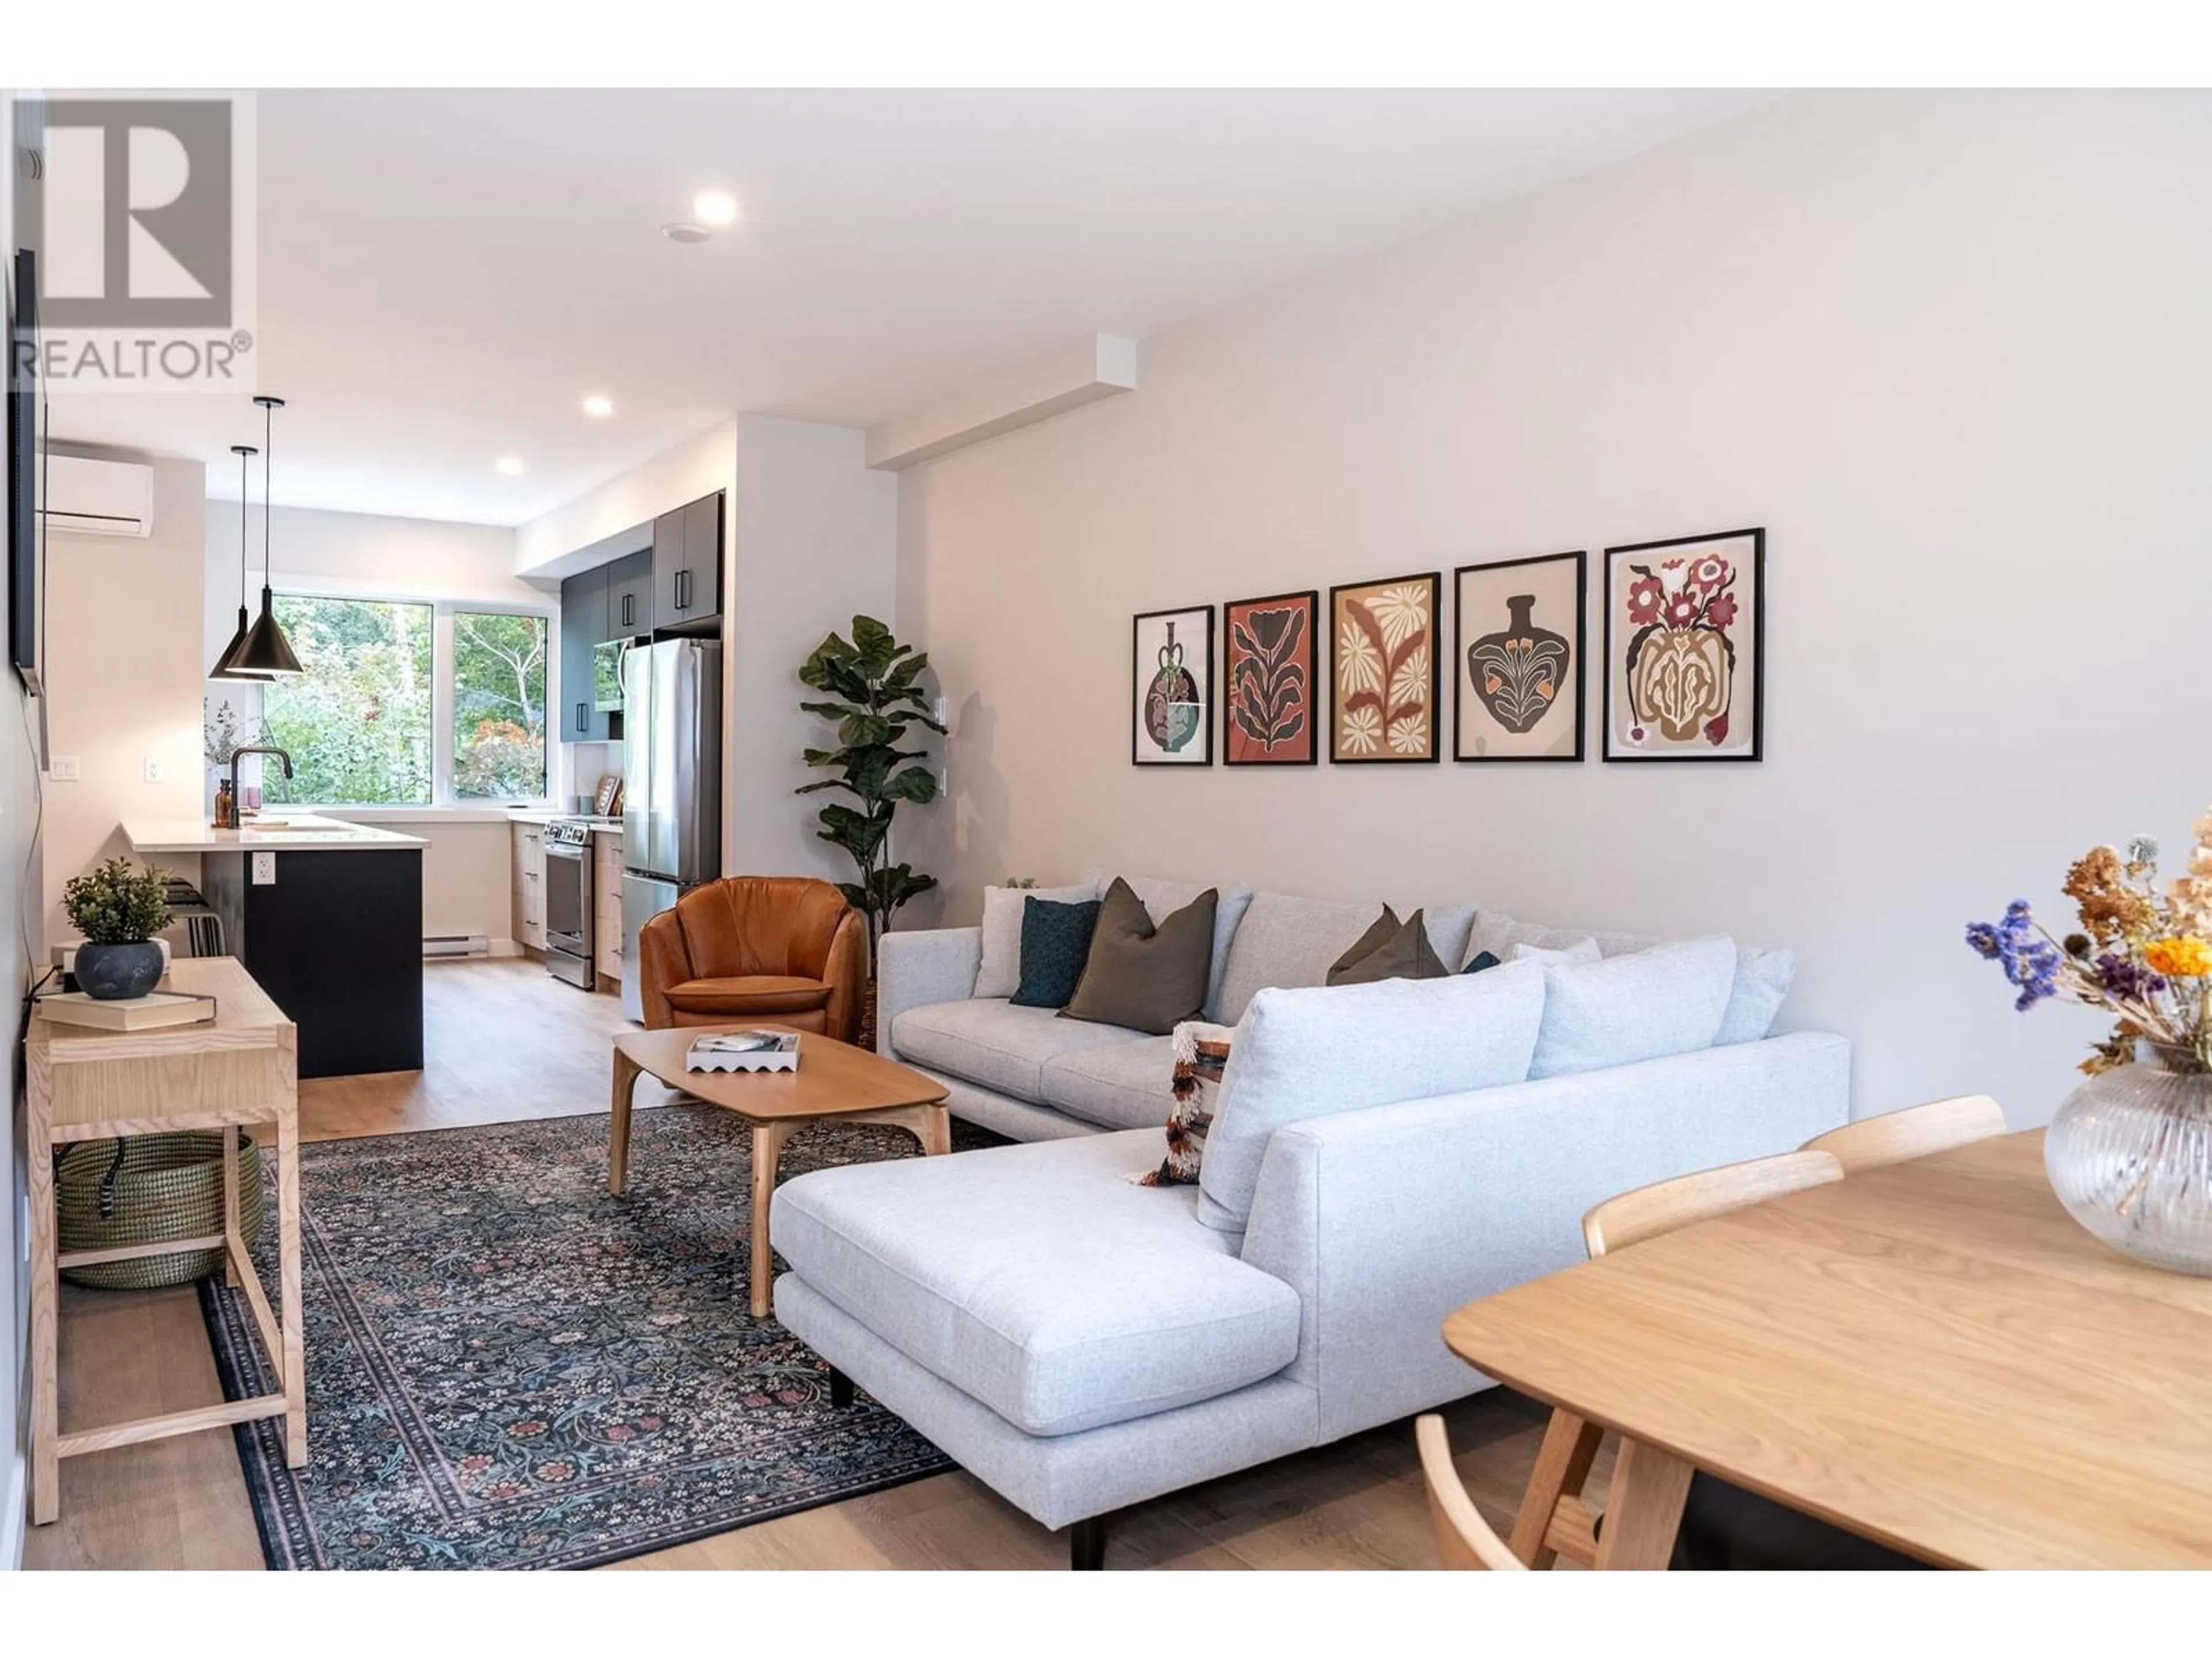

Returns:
40,454,155,537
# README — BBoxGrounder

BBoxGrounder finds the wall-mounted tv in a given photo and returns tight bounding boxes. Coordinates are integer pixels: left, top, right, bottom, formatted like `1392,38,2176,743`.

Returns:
7,244,40,692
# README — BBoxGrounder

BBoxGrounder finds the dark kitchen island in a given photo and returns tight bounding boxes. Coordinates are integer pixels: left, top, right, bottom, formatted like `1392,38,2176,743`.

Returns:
126,815,426,1080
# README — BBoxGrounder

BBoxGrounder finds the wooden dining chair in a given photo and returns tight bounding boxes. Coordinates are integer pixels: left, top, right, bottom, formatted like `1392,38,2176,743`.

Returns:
1416,1414,1526,1570
1800,1095,2007,1175
1504,1151,1850,1570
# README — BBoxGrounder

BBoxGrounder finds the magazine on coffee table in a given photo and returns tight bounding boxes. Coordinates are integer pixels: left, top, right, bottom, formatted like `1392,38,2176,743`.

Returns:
685,1029,801,1073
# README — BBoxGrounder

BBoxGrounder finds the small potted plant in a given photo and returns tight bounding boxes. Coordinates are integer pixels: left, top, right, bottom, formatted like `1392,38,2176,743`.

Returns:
63,857,174,999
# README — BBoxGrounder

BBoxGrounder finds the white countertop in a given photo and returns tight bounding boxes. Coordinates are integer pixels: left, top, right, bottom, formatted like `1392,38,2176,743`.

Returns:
124,813,430,853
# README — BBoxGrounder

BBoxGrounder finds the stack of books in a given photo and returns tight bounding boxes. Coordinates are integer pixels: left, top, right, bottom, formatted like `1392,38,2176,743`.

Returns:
685,1029,801,1073
35,990,217,1031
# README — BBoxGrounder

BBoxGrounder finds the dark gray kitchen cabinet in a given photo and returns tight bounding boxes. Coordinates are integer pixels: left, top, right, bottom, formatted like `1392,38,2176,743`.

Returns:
605,549,652,637
652,491,724,631
559,566,609,742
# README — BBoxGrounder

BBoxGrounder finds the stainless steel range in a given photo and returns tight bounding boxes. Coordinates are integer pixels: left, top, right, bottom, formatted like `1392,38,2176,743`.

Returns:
541,818,596,989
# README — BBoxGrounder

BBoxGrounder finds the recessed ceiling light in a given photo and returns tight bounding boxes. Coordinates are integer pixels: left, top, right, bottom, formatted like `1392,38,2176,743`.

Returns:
582,395,614,419
495,456,525,476
694,191,738,227
660,221,710,244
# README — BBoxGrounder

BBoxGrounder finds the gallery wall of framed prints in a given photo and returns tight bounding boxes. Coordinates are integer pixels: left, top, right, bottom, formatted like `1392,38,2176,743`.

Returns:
1128,527,1763,771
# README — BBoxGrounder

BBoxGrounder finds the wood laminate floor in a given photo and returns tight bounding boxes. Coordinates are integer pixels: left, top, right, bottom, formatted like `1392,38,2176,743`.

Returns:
25,957,1585,1570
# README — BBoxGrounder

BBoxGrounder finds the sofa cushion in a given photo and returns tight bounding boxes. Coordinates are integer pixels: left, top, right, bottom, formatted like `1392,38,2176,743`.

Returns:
1112,874,1255,1020
664,975,831,1016
771,1130,1302,1436
1197,959,1548,1234
1062,879,1218,1035
1717,945,1796,1044
975,882,1099,999
1509,937,1602,966
1327,906,1450,986
1040,1035,1178,1131
1009,896,1102,1010
1214,893,1476,1024
1217,892,1385,1024
893,999,1139,1101
1529,935,1738,1080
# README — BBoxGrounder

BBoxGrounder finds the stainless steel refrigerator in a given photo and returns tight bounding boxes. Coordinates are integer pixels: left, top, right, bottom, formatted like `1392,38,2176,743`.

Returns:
620,638,722,1021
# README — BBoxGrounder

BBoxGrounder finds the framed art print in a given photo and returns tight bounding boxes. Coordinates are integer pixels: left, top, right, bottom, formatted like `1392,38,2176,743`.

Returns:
1131,604,1214,766
1453,551,1585,762
1328,572,1440,763
1602,528,1763,762
1223,589,1319,766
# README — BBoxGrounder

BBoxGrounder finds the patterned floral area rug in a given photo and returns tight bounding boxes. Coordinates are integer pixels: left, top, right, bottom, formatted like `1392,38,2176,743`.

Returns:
199,1105,1003,1570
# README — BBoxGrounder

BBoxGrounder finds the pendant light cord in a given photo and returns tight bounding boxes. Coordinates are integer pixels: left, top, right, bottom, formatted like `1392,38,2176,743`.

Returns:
262,397,274,588
238,446,250,604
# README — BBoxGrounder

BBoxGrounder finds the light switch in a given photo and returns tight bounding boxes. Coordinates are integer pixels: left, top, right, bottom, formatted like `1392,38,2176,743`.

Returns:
251,852,276,885
48,756,79,782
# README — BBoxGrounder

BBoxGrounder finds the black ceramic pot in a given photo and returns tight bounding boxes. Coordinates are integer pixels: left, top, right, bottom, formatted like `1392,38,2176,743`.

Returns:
75,940,164,1001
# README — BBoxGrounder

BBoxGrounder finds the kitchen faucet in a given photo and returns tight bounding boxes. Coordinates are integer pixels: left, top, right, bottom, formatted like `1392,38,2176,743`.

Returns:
229,744,294,821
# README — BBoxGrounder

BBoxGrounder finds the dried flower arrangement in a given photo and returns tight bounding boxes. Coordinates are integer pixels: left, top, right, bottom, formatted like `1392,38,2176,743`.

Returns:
1967,816,2212,1074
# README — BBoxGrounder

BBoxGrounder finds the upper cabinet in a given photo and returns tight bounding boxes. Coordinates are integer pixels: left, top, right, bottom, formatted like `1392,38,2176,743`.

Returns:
559,567,611,742
652,491,724,631
606,550,652,637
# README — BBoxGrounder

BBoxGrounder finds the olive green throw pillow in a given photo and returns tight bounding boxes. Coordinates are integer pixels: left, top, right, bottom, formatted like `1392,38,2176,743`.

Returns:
1325,905,1449,986
1060,877,1219,1035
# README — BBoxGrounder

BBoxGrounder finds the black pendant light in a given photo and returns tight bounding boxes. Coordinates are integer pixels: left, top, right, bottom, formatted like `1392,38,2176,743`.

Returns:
232,394,304,677
209,442,271,681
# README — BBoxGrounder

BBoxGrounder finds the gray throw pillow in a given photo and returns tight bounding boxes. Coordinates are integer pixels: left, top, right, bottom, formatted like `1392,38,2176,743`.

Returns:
1061,878,1219,1035
1325,906,1449,986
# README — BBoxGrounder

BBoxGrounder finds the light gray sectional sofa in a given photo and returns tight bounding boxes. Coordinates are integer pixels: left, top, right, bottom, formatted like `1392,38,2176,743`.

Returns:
771,877,1849,1567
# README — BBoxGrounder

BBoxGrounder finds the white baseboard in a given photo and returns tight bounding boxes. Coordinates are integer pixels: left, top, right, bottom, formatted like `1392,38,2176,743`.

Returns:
2,1447,24,1570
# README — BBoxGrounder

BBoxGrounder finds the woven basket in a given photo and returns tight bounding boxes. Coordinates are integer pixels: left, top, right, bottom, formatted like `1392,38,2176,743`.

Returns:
58,1132,268,1290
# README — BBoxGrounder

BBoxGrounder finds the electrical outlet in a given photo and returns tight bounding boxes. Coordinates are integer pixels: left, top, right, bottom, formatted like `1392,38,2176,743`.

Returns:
144,757,166,783
251,851,276,885
48,755,79,782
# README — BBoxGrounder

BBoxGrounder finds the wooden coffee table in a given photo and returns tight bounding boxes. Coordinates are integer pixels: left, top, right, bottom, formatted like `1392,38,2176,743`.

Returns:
608,1024,950,1316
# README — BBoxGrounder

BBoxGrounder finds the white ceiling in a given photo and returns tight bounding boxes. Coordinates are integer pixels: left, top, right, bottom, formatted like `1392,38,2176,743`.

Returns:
46,89,1776,527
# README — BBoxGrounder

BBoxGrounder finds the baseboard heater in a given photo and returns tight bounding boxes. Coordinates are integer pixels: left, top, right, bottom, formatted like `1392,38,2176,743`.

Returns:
422,934,491,960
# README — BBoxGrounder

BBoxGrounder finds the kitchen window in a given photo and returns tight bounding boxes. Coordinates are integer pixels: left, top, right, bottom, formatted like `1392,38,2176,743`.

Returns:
259,594,551,808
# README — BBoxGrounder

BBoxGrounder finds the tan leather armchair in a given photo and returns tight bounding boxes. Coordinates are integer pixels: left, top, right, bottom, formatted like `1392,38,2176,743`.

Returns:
638,877,865,1040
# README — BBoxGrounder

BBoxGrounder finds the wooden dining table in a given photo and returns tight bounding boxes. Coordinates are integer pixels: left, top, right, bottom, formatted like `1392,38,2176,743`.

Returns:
1443,1129,2212,1569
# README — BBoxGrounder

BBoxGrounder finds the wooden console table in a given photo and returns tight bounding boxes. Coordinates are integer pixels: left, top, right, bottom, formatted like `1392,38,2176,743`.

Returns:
25,956,306,1526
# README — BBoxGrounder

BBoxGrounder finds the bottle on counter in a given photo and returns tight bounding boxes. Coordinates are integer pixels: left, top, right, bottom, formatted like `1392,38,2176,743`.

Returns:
213,779,236,829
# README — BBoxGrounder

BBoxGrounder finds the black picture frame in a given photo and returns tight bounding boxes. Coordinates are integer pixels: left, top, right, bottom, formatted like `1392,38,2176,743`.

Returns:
1222,588,1321,767
1601,527,1764,763
1451,550,1586,764
1130,603,1215,766
1327,571,1442,764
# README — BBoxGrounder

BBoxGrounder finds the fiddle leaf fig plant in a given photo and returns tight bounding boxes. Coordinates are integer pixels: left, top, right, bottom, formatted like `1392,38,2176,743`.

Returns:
797,615,946,964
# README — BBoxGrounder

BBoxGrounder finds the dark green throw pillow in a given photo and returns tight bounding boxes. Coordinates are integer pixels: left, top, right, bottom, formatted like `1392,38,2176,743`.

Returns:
1462,949,1502,975
1326,906,1448,986
1060,877,1218,1035
1010,897,1102,1009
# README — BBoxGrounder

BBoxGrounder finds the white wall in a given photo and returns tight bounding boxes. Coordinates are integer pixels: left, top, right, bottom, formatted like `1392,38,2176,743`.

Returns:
732,415,897,881
896,90,2212,1128
202,502,548,946
43,453,208,941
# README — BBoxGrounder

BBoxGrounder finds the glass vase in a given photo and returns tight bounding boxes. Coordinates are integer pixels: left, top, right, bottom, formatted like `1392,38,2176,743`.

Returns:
2044,1046,2212,1275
